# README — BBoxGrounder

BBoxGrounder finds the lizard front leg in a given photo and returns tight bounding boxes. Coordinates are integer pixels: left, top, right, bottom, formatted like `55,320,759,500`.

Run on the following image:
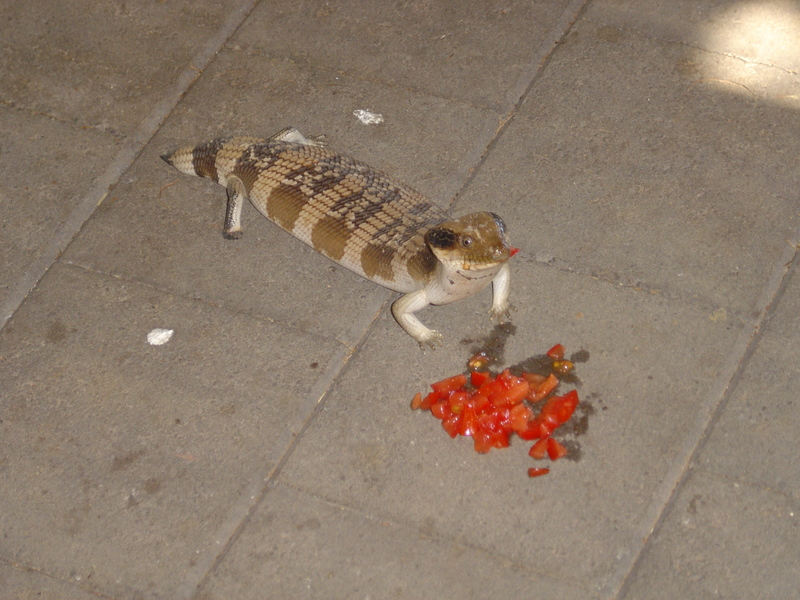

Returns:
489,262,513,322
391,289,443,349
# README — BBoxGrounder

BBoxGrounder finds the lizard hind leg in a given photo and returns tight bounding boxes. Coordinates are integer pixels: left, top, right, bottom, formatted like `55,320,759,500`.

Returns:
223,177,247,240
269,127,327,147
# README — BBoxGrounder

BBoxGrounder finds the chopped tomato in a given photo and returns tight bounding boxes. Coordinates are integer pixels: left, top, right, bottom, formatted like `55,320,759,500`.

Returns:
527,467,550,478
529,438,549,459
489,380,530,407
477,378,503,399
526,373,559,402
540,390,579,425
509,247,520,257
472,429,495,453
474,428,509,453
411,343,581,476
441,415,461,438
521,372,547,387
517,420,544,441
477,411,502,432
419,391,438,410
448,390,468,414
495,368,516,388
507,404,531,432
431,400,451,420
470,370,491,387
431,374,467,394
471,393,490,413
547,437,568,460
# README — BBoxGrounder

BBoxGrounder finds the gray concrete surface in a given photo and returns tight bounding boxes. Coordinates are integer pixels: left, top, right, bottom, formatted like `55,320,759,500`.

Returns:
1,1,798,599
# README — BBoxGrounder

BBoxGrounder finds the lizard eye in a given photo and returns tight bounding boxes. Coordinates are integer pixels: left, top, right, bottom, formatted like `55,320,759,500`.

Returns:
460,235,474,248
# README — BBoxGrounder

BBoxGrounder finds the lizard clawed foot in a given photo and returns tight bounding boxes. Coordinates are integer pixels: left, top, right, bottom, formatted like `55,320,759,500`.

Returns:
416,330,444,351
489,303,515,323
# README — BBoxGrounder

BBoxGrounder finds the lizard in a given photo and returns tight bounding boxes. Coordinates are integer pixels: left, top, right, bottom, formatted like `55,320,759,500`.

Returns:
161,127,516,347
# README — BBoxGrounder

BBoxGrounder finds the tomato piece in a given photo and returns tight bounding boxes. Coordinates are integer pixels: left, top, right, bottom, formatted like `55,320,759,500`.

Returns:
493,406,511,430
471,393,490,413
509,247,520,257
527,373,559,402
490,428,510,449
561,389,580,414
488,380,530,407
472,429,495,453
431,374,467,394
448,390,468,414
517,419,545,441
419,391,439,410
459,405,479,437
411,392,423,410
477,379,503,399
430,400,451,420
521,372,547,387
470,370,491,387
441,415,461,438
546,344,566,360
537,414,560,437
529,438,549,459
527,467,550,478
477,410,502,432
508,403,532,433
541,390,579,425
547,437,568,460
495,368,515,388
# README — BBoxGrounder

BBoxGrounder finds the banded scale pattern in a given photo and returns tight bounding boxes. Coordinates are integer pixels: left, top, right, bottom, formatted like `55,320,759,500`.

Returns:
165,133,447,294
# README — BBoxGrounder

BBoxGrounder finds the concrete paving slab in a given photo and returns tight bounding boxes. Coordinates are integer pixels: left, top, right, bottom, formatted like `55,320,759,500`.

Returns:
0,263,342,599
618,469,800,600
276,263,744,590
3,0,799,598
0,106,122,310
233,0,576,110
693,261,800,496
196,483,592,600
0,561,102,600
0,0,252,137
456,17,800,319
586,0,800,73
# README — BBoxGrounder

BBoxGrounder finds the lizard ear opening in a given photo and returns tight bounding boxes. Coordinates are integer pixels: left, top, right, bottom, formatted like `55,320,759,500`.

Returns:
426,227,457,250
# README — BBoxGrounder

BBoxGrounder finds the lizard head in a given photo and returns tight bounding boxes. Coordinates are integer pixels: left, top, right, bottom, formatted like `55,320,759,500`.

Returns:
425,212,513,271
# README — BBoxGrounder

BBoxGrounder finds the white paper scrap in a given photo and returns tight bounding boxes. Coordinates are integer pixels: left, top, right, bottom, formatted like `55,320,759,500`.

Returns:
353,109,384,125
147,328,174,346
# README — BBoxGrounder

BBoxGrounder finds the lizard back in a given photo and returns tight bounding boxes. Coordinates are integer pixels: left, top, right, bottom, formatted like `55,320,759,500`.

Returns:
163,136,448,293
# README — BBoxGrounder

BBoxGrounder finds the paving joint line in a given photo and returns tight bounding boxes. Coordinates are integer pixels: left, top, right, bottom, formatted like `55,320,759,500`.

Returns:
173,298,389,600
0,0,262,332
0,556,120,600
447,0,592,210
607,231,800,599
275,479,596,594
